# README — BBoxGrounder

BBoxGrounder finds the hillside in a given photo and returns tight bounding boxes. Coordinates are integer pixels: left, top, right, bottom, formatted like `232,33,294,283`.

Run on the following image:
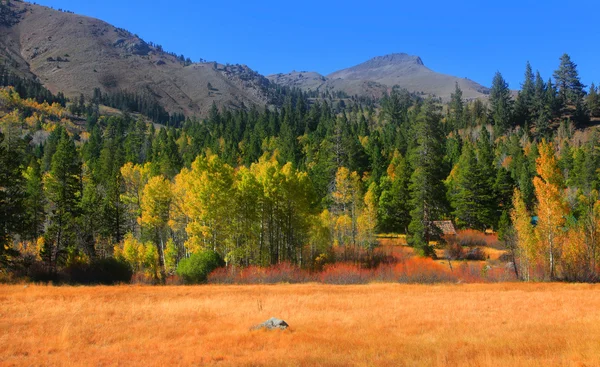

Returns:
269,53,490,101
0,1,273,117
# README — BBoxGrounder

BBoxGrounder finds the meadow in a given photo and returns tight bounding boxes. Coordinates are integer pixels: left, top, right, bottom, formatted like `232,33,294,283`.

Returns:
2,283,600,366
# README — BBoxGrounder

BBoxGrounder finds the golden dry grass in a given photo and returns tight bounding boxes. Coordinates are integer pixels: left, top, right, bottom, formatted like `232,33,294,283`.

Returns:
2,283,600,366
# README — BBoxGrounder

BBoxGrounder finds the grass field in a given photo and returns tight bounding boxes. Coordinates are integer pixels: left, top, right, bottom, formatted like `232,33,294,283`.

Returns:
2,283,600,366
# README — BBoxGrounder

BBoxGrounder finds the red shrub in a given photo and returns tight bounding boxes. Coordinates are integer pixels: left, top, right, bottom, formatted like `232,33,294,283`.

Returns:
451,229,501,249
207,252,518,285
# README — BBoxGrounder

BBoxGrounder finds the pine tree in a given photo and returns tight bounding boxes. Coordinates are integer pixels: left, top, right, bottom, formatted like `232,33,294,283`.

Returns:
476,128,499,226
23,158,45,242
124,118,147,164
558,140,574,183
377,151,411,233
448,82,464,129
278,114,299,166
44,130,82,271
570,146,588,190
553,53,586,105
545,78,561,118
533,71,546,114
494,167,514,219
535,107,551,139
42,126,64,171
587,83,600,117
0,132,24,266
518,163,535,210
514,62,535,126
79,166,102,258
449,142,495,230
407,99,447,256
489,72,513,134
572,97,590,127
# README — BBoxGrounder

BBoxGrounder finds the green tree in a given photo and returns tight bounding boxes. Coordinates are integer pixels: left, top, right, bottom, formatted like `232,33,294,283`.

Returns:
407,99,447,256
44,130,82,271
378,151,411,233
448,82,464,129
0,132,24,267
514,62,535,126
489,72,513,134
553,53,586,105
23,159,45,242
587,83,600,117
448,142,494,230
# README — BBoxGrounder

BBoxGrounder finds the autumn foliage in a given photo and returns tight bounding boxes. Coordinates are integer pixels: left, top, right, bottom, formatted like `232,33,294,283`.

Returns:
511,140,600,281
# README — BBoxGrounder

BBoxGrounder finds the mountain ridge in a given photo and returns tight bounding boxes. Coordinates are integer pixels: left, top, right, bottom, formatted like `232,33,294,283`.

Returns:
270,53,489,101
0,0,274,117
1,1,490,118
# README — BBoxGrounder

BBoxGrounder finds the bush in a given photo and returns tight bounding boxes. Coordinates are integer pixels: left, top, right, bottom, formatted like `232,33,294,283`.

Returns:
177,250,224,284
67,258,133,285
27,262,60,283
444,242,465,260
465,247,487,261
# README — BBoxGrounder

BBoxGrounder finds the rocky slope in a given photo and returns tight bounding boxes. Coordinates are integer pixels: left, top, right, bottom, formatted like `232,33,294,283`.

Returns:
0,1,273,116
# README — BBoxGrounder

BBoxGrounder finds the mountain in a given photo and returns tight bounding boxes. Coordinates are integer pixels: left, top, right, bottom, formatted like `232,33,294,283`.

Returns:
269,53,490,101
267,70,390,99
0,1,490,118
0,1,273,117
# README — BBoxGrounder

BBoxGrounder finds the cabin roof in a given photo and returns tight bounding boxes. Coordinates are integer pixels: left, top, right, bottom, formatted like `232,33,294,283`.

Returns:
433,220,457,235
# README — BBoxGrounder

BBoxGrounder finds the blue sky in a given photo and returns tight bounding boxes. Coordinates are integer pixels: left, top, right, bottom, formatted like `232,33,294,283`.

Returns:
34,0,599,89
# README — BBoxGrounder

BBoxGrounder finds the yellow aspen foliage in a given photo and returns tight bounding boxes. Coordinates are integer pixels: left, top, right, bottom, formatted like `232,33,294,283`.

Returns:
139,175,172,231
182,153,234,254
143,242,160,280
121,163,151,208
511,188,536,280
357,183,378,250
120,162,152,234
332,167,362,249
169,167,191,233
334,215,353,247
15,240,39,260
386,150,402,179
164,238,178,274
309,209,332,263
115,233,145,272
35,237,45,260
533,140,568,280
561,226,587,281
332,167,352,209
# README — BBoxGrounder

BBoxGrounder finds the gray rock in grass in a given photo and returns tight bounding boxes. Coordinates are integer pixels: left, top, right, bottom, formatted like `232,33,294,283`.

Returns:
251,317,289,331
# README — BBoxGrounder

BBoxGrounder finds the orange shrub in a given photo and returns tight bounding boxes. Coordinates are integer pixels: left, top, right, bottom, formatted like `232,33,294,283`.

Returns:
207,255,517,285
449,229,501,249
